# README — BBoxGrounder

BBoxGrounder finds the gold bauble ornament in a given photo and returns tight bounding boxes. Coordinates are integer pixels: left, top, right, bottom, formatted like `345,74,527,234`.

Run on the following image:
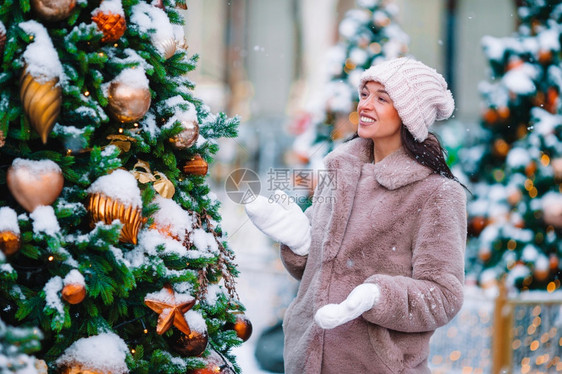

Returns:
550,254,559,271
92,10,126,43
7,159,64,212
483,108,499,124
176,1,187,10
169,120,199,149
31,0,76,22
551,158,562,179
497,106,510,119
183,154,208,176
542,196,562,228
492,138,509,158
87,193,144,245
58,364,105,374
0,231,20,256
468,216,486,236
534,267,550,282
507,189,522,206
20,67,62,144
478,247,491,263
154,36,177,59
35,359,48,374
168,330,208,357
538,49,552,64
107,79,151,123
546,87,559,114
226,313,252,342
186,350,234,374
525,161,537,177
62,283,86,304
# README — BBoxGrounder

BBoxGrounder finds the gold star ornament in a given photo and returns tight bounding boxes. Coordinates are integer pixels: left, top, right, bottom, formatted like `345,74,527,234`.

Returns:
144,284,196,335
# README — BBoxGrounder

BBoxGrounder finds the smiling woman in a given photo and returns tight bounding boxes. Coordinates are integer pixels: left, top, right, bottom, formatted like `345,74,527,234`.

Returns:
244,57,468,373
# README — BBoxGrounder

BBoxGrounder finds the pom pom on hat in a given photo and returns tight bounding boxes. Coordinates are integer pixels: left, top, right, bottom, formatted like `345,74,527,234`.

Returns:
359,57,455,142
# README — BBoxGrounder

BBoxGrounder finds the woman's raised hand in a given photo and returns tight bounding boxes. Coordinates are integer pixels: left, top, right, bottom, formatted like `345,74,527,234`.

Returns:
245,190,311,256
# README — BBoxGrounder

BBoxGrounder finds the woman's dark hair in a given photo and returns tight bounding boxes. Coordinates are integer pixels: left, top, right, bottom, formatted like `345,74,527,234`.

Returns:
346,126,469,190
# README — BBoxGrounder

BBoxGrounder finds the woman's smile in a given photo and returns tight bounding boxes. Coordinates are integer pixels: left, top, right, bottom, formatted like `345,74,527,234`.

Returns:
359,115,376,125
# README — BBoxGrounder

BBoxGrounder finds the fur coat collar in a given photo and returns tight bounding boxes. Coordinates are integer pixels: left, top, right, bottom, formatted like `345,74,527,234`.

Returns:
324,136,433,190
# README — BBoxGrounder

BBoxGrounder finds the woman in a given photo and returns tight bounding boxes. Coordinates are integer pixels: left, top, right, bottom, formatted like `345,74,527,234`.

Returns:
245,57,467,373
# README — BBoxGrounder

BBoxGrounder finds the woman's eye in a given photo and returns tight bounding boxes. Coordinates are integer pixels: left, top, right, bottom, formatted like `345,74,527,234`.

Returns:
378,96,386,102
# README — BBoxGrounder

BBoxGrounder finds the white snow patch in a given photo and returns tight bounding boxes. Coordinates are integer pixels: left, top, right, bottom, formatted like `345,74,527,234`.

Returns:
63,269,85,287
19,20,64,82
30,206,60,236
0,207,19,233
152,196,194,242
92,0,124,17
111,67,149,90
87,169,142,208
192,229,219,254
56,333,129,374
185,310,207,333
44,276,64,315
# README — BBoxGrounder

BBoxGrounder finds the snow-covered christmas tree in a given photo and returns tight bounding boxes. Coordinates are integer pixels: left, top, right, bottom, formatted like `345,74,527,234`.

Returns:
0,1,249,373
291,0,409,183
461,0,562,292
0,302,44,373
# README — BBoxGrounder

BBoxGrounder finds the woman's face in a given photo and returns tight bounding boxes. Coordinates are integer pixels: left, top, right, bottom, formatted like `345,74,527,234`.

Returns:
357,81,402,145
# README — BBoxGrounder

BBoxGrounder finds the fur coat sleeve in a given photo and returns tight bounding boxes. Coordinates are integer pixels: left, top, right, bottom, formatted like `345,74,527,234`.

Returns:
361,179,467,333
279,206,313,280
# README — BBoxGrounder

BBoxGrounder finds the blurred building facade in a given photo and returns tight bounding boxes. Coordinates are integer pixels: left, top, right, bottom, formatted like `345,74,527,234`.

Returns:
183,0,517,143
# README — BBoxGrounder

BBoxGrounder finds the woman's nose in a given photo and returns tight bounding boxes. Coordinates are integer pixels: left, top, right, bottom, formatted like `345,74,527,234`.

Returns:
358,97,374,111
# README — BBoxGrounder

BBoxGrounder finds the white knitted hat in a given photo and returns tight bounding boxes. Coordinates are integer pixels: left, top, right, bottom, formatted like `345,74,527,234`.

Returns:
359,57,455,142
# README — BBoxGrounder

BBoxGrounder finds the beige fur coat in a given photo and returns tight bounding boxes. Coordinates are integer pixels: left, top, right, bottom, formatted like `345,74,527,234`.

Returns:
280,137,467,373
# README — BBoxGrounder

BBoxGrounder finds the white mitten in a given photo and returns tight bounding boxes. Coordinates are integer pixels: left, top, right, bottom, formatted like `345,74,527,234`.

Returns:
314,283,380,329
245,190,311,256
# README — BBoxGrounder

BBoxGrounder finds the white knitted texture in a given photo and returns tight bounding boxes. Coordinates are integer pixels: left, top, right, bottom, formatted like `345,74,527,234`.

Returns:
359,57,455,142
